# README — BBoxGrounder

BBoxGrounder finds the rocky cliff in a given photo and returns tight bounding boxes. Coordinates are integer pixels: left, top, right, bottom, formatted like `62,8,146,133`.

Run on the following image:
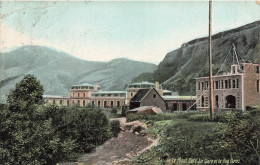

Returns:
135,21,260,95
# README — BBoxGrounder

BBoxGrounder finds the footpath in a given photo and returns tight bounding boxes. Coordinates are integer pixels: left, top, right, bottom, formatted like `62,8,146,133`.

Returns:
60,118,158,165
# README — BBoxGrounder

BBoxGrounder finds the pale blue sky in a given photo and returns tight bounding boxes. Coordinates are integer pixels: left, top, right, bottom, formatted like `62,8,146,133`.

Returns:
1,1,260,64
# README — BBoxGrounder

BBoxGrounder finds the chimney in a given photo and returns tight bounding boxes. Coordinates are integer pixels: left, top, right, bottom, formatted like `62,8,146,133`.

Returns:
155,81,160,89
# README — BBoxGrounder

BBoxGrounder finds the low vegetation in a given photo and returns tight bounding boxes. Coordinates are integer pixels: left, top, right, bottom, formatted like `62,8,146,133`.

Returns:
133,110,260,164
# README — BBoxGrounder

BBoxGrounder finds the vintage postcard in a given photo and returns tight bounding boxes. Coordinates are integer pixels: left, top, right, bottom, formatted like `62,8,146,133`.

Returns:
0,0,259,164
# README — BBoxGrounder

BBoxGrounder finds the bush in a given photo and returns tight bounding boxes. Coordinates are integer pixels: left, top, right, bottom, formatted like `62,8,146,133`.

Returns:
56,107,111,153
217,110,260,164
126,114,148,122
109,120,121,137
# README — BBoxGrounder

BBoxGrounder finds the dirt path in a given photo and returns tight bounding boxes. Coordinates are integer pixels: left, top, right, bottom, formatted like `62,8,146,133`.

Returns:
60,118,158,165
78,131,153,165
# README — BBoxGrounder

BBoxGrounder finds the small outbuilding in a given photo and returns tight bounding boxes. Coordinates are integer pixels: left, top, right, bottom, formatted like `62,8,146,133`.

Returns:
129,88,166,112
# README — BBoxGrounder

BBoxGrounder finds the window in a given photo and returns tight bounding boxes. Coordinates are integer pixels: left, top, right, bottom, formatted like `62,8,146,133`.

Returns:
67,100,69,106
232,66,236,74
110,101,114,108
153,94,157,98
83,93,85,97
225,80,228,89
232,79,236,88
60,100,63,105
206,81,208,89
130,92,133,97
78,93,80,97
257,80,259,92
215,95,219,108
117,101,120,107
73,93,75,97
198,82,200,90
236,79,239,88
53,100,55,104
215,81,219,89
201,96,204,107
104,101,107,108
92,101,95,106
228,79,231,88
77,100,80,105
257,66,259,74
202,82,204,90
221,80,224,89
98,101,101,107
83,100,85,106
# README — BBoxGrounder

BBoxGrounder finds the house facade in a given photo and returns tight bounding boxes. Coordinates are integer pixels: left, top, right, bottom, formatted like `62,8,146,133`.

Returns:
69,83,100,106
44,95,70,106
126,81,163,104
91,91,126,108
196,63,260,111
129,88,167,112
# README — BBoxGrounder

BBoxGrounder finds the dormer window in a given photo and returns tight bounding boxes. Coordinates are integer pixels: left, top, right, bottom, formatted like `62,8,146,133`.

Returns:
232,66,236,74
241,65,244,70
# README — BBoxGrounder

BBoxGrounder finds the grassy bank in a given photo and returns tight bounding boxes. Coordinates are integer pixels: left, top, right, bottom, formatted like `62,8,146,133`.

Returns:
131,110,260,164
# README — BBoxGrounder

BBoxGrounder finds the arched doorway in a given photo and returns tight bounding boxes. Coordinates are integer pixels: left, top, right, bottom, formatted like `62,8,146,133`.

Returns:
201,96,204,107
215,95,219,108
225,95,236,108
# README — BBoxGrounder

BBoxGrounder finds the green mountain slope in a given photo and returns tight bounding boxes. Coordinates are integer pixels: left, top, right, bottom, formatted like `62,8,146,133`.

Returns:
0,46,157,101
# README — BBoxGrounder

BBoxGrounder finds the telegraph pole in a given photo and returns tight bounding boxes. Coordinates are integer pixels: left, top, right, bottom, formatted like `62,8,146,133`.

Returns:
208,0,214,119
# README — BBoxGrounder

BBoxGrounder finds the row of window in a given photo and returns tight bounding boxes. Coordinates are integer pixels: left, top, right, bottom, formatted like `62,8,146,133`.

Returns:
198,79,239,91
92,94,126,97
72,92,88,98
92,100,122,108
128,85,154,88
51,99,123,108
52,99,69,106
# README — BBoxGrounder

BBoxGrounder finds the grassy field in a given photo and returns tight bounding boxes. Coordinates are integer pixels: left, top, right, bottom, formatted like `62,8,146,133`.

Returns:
131,112,219,164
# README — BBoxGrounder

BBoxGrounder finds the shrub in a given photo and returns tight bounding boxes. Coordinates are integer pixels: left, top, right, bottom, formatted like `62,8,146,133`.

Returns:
109,120,121,137
217,110,260,164
56,107,111,153
126,114,148,122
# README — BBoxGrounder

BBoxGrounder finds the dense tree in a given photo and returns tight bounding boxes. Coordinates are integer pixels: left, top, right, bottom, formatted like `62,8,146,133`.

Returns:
7,74,43,112
0,75,116,164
